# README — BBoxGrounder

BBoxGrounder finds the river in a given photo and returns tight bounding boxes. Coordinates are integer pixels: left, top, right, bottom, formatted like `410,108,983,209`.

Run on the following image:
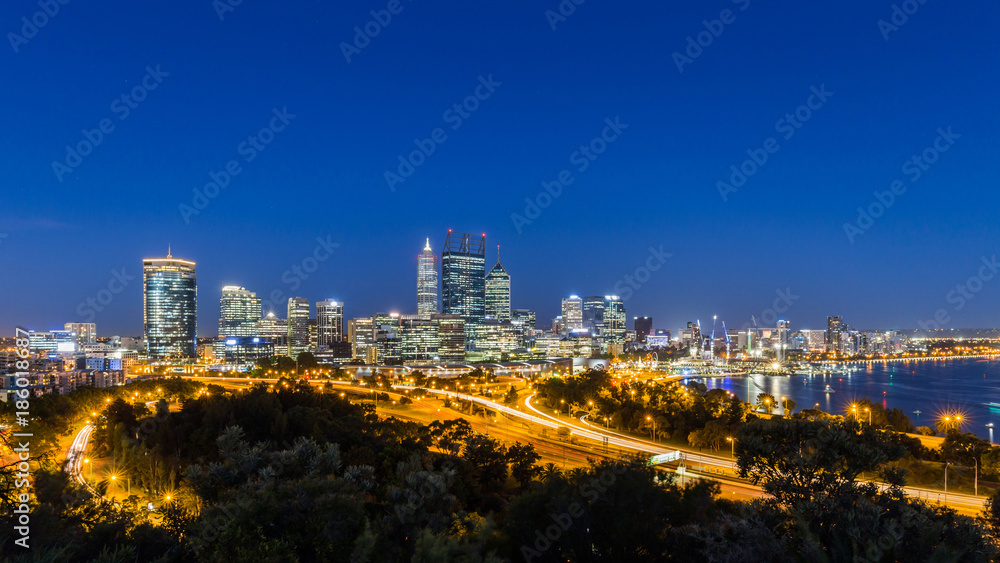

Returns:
696,357,1000,439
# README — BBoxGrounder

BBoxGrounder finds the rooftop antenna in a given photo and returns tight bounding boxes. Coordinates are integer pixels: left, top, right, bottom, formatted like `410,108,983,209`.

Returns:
167,244,172,258
497,244,501,263
424,238,431,252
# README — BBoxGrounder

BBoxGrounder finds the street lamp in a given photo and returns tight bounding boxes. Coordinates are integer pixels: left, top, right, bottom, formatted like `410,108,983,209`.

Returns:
727,437,735,457
646,416,656,441
865,407,871,425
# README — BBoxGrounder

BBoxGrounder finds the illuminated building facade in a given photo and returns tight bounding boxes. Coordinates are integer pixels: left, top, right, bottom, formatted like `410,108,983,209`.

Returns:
417,238,439,317
485,250,511,322
287,297,311,357
441,231,486,326
561,296,583,332
316,300,344,347
143,252,197,359
219,286,261,340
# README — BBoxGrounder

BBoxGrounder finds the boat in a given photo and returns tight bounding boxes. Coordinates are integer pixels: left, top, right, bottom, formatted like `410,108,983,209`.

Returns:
985,402,1000,409
824,385,836,394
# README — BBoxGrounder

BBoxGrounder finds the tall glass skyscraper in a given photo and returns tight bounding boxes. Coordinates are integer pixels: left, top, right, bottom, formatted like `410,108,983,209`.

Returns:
287,297,311,357
143,250,197,359
485,248,510,322
441,231,486,325
417,238,438,317
316,299,344,347
561,296,583,332
219,286,261,339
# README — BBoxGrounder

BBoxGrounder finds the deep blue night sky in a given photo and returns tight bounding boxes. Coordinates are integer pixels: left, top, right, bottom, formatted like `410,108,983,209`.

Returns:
2,0,998,337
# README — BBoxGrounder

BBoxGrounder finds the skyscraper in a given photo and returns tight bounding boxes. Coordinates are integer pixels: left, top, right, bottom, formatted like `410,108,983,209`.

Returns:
219,286,261,340
316,300,344,347
582,296,606,336
143,250,197,359
603,296,626,343
826,316,844,354
634,317,653,342
485,246,511,322
441,231,486,325
561,296,583,332
64,323,97,345
287,297,311,357
417,238,439,317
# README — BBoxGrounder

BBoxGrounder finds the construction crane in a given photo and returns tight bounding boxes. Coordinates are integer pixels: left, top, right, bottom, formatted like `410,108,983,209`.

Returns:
722,321,731,363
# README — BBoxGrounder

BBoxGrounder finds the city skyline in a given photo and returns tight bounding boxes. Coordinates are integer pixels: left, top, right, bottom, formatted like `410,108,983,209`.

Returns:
4,2,1000,336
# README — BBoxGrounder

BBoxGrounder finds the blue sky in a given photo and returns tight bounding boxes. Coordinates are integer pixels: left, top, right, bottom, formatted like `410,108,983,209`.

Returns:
2,0,998,336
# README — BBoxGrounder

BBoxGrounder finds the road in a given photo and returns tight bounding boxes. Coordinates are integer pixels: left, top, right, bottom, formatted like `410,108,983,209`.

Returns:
183,375,987,512
65,423,100,497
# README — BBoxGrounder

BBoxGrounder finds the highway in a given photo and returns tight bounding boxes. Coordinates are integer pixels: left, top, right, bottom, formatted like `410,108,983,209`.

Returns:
181,375,988,512
65,423,100,497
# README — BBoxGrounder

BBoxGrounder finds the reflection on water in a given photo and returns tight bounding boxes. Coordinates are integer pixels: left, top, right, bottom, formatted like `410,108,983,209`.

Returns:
693,358,1000,439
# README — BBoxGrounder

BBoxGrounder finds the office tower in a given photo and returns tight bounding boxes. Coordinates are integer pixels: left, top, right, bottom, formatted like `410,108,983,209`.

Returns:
316,300,344,347
28,329,77,352
512,310,536,331
417,238,439,317
372,313,402,365
143,250,197,359
634,317,652,342
485,246,511,322
219,286,261,340
441,231,486,326
348,318,376,362
603,296,626,343
582,296,606,336
561,296,583,331
432,314,465,362
259,312,288,350
400,315,439,363
551,315,564,334
826,316,844,354
64,323,97,345
776,319,790,362
287,297,311,357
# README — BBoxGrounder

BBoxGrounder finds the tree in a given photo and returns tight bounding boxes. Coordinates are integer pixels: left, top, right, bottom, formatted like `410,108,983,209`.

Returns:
755,393,776,415
941,430,992,467
506,443,542,489
503,386,519,405
983,448,1000,478
296,351,319,372
736,418,906,505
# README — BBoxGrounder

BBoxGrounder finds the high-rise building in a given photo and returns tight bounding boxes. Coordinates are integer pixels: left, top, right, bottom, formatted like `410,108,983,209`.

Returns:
634,317,652,342
561,296,583,332
372,313,402,365
603,296,626,343
64,323,97,345
259,312,288,351
316,300,344,347
417,238,439,317
400,315,439,363
28,329,77,352
432,314,465,362
348,318,376,362
143,250,197,359
826,316,844,354
287,297,311,357
441,231,486,327
485,247,511,322
582,296,606,336
219,286,261,340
